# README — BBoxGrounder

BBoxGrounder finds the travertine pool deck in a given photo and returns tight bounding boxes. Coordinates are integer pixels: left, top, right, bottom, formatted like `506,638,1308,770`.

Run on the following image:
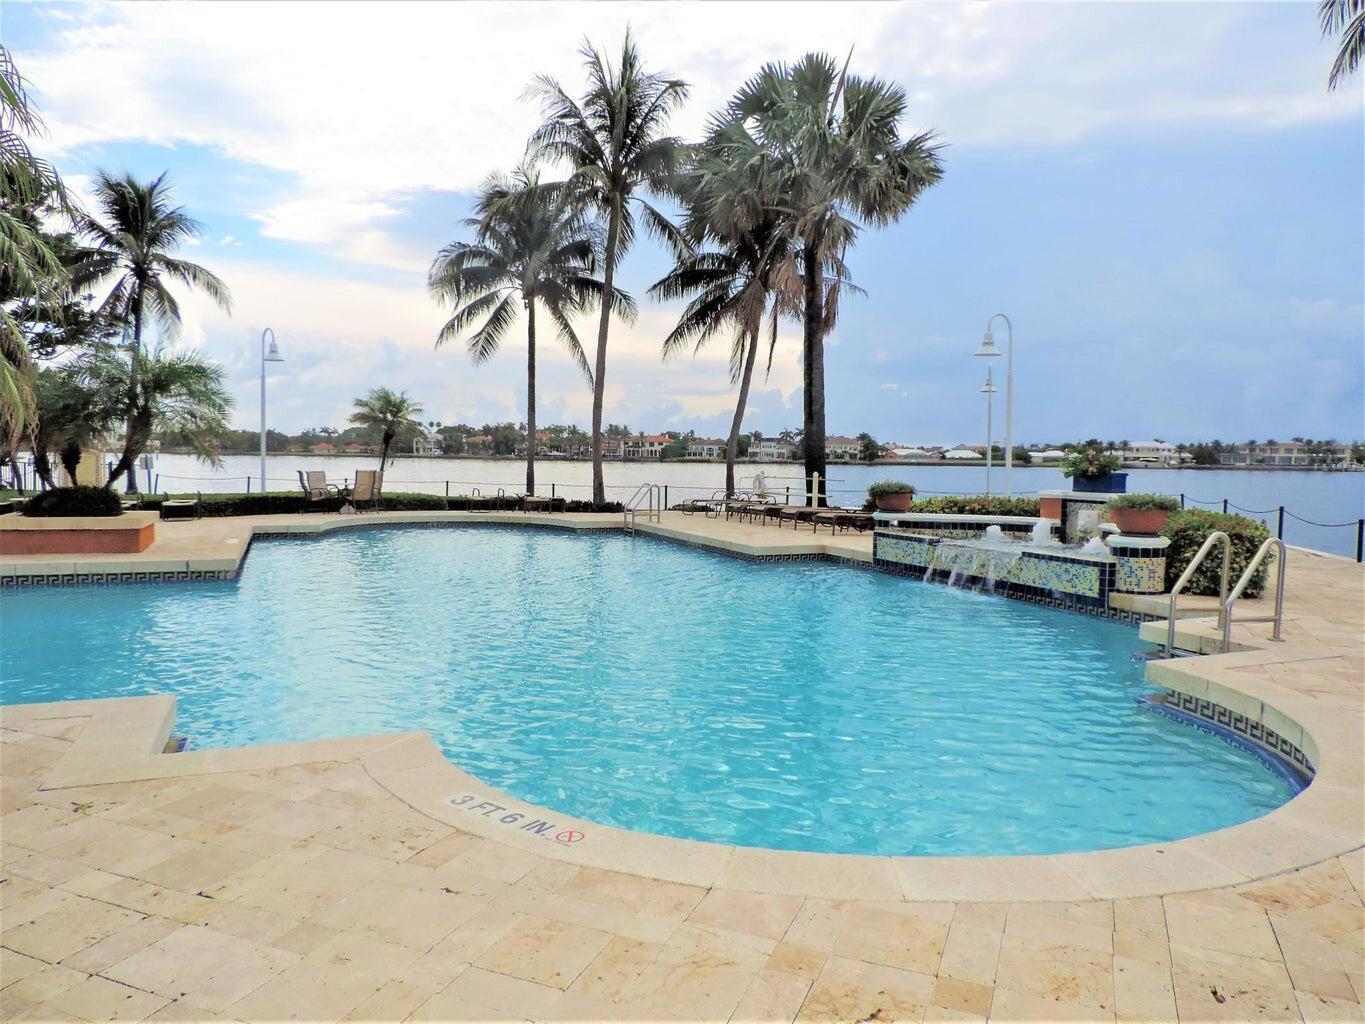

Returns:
2,512,1361,1022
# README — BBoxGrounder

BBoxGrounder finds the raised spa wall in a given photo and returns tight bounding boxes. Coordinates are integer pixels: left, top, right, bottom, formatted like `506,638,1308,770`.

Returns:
873,526,1170,615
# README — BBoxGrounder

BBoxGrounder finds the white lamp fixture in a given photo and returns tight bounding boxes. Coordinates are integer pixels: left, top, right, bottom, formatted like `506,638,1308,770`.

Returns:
974,314,1014,496
260,328,284,491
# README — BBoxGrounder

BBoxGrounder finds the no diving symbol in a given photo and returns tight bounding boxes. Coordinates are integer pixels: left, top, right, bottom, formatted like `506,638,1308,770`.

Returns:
555,829,585,845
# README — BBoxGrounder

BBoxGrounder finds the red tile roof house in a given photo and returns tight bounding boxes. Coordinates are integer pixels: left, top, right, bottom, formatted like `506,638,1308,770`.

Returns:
621,434,670,459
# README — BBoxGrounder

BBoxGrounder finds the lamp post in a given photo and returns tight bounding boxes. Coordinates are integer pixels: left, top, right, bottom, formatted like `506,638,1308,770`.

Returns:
260,328,284,491
975,313,1014,496
981,366,997,498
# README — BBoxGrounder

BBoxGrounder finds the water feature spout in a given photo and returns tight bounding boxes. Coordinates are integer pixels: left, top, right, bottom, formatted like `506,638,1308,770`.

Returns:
984,524,1006,543
1030,520,1057,547
1080,536,1109,555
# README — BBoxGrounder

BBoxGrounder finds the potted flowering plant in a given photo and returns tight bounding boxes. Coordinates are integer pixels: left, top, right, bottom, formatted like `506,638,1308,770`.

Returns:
866,480,917,512
1060,447,1126,493
1106,493,1179,535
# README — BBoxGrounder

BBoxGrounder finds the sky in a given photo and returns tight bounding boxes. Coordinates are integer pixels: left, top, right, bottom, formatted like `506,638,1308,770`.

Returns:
9,0,1363,445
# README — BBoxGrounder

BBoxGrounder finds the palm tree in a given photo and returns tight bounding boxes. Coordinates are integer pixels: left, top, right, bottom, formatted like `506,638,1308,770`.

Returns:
529,31,687,506
1321,0,1364,89
349,387,423,470
428,167,623,495
79,171,231,491
651,153,802,497
73,343,232,487
0,46,67,449
708,53,943,502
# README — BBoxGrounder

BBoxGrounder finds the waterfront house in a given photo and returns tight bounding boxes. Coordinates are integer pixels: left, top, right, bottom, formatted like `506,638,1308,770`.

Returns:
826,435,862,461
1218,440,1352,467
621,434,669,460
750,437,797,462
687,438,727,459
944,447,983,460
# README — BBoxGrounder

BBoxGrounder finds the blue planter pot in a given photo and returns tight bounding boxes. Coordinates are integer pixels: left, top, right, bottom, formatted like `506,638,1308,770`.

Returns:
1073,472,1127,493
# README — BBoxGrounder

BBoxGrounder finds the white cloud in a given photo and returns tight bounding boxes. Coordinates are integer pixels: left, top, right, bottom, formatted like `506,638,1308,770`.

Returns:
18,0,1356,256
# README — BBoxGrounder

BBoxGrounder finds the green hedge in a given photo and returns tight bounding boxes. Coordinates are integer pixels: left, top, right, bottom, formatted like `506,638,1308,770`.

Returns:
1161,509,1271,597
906,495,1042,517
134,492,623,516
22,486,123,518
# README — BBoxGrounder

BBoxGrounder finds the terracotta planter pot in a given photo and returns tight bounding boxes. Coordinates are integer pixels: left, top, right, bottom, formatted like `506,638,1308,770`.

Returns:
875,492,915,513
1108,507,1171,535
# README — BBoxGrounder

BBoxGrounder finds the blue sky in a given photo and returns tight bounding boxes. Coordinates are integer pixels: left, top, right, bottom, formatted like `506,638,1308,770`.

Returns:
12,1,1363,443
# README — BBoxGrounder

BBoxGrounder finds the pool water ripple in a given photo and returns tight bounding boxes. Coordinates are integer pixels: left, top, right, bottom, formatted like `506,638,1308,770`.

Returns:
0,527,1296,855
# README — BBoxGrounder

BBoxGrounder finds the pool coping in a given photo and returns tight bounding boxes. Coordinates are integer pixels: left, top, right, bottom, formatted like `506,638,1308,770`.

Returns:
2,512,1360,903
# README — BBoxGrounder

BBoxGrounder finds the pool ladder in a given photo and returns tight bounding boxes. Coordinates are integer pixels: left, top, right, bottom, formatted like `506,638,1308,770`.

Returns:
1164,531,1287,655
623,483,662,533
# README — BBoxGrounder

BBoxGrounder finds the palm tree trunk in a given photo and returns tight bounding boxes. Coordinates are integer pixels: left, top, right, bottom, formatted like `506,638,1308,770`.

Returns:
380,432,393,470
590,196,623,508
122,288,145,494
726,327,761,498
525,300,536,496
801,245,827,506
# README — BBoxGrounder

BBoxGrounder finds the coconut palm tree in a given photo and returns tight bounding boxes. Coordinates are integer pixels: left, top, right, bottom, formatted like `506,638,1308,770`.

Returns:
650,154,800,497
72,342,232,487
349,387,423,471
1321,0,1365,88
79,171,232,491
528,31,687,506
708,53,943,503
429,167,625,495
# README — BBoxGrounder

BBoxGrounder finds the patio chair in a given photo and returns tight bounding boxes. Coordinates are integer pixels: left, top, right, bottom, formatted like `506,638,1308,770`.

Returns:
351,469,383,511
159,492,202,521
298,470,339,505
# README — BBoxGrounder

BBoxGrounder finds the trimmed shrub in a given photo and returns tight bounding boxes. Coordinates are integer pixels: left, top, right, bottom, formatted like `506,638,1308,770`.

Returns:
1161,509,1271,597
1108,492,1179,511
135,492,624,517
866,480,916,500
910,495,1042,517
22,486,123,518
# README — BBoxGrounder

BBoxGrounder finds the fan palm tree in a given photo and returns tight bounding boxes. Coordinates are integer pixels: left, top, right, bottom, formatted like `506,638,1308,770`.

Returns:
1321,0,1365,88
349,387,423,471
528,31,687,505
79,171,232,491
429,167,625,495
0,46,67,448
708,53,943,503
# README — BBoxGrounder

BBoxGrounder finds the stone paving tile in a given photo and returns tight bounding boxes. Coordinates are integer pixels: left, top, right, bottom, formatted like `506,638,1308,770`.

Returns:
2,539,1362,1024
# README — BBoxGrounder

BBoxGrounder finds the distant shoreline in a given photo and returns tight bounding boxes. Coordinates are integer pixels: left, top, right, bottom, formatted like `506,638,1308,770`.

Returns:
162,449,1362,472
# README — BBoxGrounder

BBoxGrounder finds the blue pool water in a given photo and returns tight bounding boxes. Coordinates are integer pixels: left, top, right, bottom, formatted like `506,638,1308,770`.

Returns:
0,527,1297,855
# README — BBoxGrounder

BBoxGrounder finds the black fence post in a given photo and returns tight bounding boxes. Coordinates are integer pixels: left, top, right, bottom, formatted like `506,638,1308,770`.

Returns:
1277,506,1284,539
1357,519,1363,563
551,483,555,499
1179,493,1185,509
664,485,669,508
1221,498,1228,514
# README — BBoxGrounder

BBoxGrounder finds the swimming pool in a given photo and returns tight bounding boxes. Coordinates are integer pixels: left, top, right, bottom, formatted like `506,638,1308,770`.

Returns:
0,526,1298,856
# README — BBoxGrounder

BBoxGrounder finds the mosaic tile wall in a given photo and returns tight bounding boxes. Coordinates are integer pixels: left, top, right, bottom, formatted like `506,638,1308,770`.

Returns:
877,523,1036,541
1115,556,1166,594
874,532,1114,608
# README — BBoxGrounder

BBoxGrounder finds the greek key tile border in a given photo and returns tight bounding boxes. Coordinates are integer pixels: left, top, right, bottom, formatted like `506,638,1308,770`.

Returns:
1158,689,1315,780
0,569,236,587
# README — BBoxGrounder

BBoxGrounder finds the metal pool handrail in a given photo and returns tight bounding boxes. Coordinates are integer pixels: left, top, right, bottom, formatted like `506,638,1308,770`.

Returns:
1165,530,1231,656
1222,537,1288,650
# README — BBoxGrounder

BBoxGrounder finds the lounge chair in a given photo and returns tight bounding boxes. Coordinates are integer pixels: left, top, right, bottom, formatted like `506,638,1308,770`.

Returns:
298,470,339,505
811,508,875,534
351,470,383,511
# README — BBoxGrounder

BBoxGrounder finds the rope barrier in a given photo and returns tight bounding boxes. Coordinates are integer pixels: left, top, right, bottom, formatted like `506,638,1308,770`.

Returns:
1283,509,1362,528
